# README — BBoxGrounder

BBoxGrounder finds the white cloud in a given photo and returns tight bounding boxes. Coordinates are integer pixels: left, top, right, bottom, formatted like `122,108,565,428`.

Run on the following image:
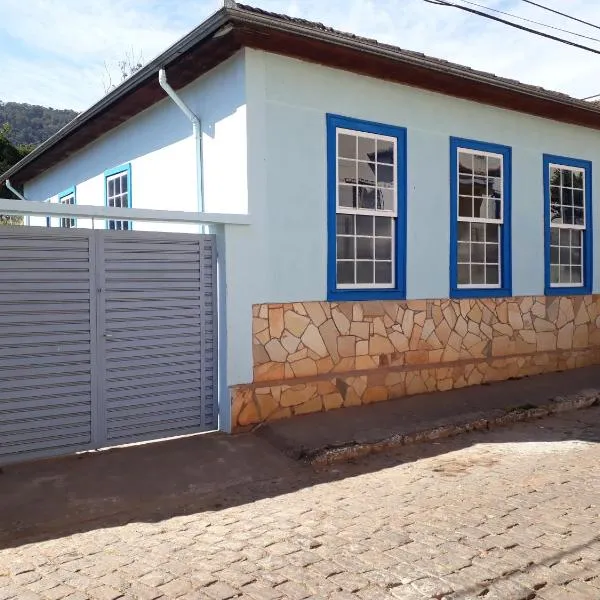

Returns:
1,0,600,110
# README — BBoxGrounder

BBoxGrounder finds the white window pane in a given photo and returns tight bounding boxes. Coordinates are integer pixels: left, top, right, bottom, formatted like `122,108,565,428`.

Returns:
459,175,473,196
458,152,473,174
114,178,121,195
471,243,484,263
573,171,584,189
356,261,374,284
485,243,498,263
378,189,394,211
473,154,486,176
375,262,392,284
337,214,355,235
459,197,473,218
356,215,373,236
357,136,376,163
574,208,584,226
339,185,356,208
338,134,356,159
562,169,573,187
457,264,470,284
356,237,374,260
377,164,394,188
471,264,485,285
487,156,501,177
574,189,584,208
457,242,469,262
375,216,391,236
550,265,559,283
572,265,582,283
108,179,115,196
337,261,354,284
357,187,376,210
486,224,499,243
337,237,355,260
376,139,394,164
458,222,470,242
121,175,128,193
339,159,356,185
486,265,499,285
375,238,392,260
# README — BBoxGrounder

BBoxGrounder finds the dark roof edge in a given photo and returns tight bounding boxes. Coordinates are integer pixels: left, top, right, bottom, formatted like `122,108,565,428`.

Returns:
228,4,599,115
1,7,231,184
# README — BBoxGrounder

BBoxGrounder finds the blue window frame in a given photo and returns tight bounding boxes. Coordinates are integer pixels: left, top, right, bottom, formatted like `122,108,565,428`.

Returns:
327,114,407,301
450,137,512,298
58,186,76,229
104,163,132,231
543,154,592,295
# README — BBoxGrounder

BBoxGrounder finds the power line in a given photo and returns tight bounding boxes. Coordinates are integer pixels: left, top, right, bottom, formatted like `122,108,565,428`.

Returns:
521,0,600,33
456,0,600,44
424,0,600,57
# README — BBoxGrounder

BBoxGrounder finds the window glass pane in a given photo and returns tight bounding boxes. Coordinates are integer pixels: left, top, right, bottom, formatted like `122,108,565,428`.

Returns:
550,167,561,186
458,152,473,174
571,230,582,246
338,134,356,159
473,177,486,197
550,187,560,203
473,154,486,176
574,208,584,226
561,206,574,225
550,204,561,223
486,265,499,285
121,175,128,193
337,214,354,235
471,243,484,263
562,188,573,205
471,264,485,284
487,156,501,177
358,187,376,210
339,185,356,208
114,178,121,195
375,262,392,284
458,222,470,242
375,238,392,260
572,171,584,189
573,189,584,207
357,136,376,163
377,164,394,188
458,176,472,196
457,242,469,262
559,247,570,265
487,178,502,198
550,246,559,264
356,261,374,284
473,198,486,219
356,237,374,259
486,243,498,263
572,265,582,284
550,265,559,283
108,179,115,196
378,189,394,211
375,217,391,236
337,261,354,284
485,223,498,242
570,247,582,266
337,237,354,260
376,139,394,164
459,197,473,218
338,159,356,185
457,264,470,284
356,215,373,236
562,169,573,187
471,223,485,241
357,161,375,186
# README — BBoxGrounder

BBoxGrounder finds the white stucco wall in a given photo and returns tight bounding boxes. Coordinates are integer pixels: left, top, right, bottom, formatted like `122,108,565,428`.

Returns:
25,52,248,231
222,49,600,387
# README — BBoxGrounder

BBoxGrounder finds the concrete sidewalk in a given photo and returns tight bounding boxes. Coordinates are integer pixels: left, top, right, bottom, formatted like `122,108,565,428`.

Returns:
257,366,600,464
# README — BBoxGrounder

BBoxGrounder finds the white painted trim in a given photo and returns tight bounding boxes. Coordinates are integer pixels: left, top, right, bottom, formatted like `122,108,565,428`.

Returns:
0,198,251,225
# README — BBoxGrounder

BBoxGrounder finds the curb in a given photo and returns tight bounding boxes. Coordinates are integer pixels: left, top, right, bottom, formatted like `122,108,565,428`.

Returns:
306,389,600,467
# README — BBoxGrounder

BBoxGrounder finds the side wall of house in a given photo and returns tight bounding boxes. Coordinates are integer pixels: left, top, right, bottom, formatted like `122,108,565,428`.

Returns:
24,52,248,231
230,49,600,429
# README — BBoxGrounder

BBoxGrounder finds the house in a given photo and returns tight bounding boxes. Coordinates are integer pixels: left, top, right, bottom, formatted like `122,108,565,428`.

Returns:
2,1,600,450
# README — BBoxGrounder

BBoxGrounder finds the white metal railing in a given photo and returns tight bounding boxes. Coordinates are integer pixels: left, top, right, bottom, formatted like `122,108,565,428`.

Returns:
0,198,251,226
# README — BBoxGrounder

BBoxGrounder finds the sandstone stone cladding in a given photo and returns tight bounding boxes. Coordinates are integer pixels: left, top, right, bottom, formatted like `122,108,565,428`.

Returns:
231,295,600,429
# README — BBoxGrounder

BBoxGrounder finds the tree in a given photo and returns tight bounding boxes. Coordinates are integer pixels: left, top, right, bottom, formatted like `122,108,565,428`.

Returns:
0,123,34,225
103,48,145,94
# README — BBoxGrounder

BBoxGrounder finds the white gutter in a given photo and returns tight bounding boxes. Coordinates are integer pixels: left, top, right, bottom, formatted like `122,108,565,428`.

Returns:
158,68,204,216
5,179,31,226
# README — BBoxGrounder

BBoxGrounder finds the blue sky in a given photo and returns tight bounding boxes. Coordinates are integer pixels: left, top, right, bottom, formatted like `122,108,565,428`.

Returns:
1,0,600,111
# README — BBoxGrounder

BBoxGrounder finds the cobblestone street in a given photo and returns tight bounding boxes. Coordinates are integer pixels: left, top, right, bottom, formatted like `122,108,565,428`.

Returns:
2,406,600,600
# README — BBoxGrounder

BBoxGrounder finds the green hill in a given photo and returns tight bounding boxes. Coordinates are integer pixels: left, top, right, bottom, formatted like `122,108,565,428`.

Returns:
0,101,77,146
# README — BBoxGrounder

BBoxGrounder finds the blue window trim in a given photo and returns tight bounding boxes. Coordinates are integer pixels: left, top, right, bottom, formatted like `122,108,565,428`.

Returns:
326,113,407,302
449,136,512,299
543,154,593,296
58,186,76,228
104,163,132,230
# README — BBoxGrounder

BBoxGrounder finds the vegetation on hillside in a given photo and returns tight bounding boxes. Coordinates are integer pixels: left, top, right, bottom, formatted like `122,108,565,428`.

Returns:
0,101,77,146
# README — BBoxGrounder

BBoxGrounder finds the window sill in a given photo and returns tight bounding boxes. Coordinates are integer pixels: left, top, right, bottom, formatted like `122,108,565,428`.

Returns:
327,288,406,302
450,287,512,299
544,285,591,296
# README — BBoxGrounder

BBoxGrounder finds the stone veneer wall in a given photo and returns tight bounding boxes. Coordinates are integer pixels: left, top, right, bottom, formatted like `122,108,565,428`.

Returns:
231,296,600,429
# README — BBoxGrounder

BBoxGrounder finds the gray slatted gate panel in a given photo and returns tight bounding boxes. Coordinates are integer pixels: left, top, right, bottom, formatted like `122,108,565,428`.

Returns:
100,231,218,445
0,227,95,465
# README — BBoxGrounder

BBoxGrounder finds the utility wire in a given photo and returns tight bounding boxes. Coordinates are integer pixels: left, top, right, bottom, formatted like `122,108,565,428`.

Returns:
521,0,600,33
456,0,600,44
424,0,600,56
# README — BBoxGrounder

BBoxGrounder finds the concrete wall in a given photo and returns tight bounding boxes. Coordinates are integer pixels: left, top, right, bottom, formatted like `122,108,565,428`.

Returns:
25,52,248,232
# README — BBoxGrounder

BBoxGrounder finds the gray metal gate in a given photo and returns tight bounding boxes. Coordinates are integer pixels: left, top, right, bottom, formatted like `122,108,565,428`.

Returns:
0,227,218,465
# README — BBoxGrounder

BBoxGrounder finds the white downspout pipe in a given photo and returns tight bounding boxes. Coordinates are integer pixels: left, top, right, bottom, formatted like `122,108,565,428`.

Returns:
158,68,204,220
5,179,30,226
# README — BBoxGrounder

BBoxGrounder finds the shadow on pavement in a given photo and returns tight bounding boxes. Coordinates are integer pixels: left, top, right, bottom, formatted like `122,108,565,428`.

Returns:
2,369,600,551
